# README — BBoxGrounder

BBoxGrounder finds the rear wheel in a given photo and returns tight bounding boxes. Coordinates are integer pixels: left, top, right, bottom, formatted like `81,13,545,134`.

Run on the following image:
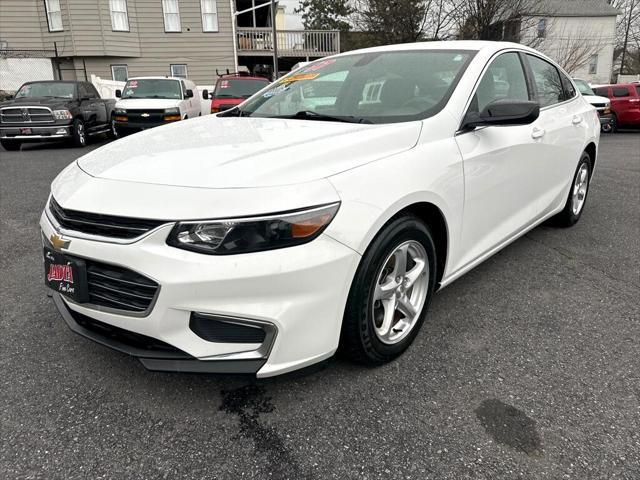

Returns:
71,119,87,147
340,215,437,365
0,139,21,151
550,151,592,227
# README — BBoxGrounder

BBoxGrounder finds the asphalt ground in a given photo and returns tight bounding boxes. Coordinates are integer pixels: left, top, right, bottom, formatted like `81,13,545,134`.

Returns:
1,131,639,479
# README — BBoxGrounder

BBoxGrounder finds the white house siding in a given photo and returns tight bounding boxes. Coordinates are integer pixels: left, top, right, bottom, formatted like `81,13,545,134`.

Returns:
522,15,617,84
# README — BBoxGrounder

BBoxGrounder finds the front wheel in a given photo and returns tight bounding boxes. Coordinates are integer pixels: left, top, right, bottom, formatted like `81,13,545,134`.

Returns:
550,151,592,228
340,215,437,365
71,119,87,148
0,139,21,151
108,116,119,140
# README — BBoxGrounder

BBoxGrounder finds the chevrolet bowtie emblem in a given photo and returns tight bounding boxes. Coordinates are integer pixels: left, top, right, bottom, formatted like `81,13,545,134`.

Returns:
50,234,70,251
141,113,150,117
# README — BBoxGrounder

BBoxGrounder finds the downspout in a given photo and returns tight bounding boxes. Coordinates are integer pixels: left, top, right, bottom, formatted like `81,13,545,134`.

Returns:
229,0,239,72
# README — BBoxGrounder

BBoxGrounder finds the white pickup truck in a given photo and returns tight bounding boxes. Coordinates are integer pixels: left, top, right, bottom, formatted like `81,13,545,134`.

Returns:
112,76,201,136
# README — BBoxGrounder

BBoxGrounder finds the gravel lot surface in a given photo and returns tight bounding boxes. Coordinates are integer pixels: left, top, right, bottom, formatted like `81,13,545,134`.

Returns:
1,132,639,479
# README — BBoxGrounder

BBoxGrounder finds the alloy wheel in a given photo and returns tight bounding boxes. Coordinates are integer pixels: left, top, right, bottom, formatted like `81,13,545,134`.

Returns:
372,240,429,345
571,163,589,216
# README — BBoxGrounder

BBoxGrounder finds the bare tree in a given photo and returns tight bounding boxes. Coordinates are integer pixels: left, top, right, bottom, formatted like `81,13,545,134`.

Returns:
541,24,608,74
609,0,640,74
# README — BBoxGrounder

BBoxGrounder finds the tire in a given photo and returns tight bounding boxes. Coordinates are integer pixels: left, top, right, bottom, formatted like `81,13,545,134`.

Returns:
340,214,437,365
71,119,87,148
0,139,21,151
610,113,618,133
601,122,612,133
107,116,119,140
550,151,592,228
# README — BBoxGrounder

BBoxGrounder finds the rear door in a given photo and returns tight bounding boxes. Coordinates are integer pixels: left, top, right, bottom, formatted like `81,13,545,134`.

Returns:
455,51,541,268
611,86,639,125
524,54,588,215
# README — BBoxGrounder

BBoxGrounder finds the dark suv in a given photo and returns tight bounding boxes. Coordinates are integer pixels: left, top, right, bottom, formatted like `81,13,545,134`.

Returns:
0,81,117,151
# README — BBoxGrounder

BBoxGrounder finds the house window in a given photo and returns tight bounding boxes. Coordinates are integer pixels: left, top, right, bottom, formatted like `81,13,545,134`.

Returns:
170,64,188,78
588,54,598,75
45,0,63,32
201,0,219,32
111,64,128,82
162,0,181,32
110,0,129,31
537,18,546,38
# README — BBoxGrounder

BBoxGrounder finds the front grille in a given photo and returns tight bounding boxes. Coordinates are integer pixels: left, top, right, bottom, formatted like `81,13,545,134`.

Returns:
69,308,182,353
84,259,160,314
49,197,169,240
190,313,267,343
0,107,54,123
126,109,166,123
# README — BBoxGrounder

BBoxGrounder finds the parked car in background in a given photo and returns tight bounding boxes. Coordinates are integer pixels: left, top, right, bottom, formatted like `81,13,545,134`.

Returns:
0,81,116,151
113,77,200,136
592,83,640,131
573,78,614,132
42,41,599,377
204,73,269,113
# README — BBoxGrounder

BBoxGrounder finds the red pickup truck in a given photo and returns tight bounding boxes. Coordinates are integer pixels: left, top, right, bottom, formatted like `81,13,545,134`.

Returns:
593,83,640,131
206,74,270,114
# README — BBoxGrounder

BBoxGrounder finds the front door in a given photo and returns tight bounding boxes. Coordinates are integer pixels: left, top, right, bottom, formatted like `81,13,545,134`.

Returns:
454,51,541,270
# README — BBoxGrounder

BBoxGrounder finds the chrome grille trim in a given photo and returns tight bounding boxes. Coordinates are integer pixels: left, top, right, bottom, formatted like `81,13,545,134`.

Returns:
0,106,55,123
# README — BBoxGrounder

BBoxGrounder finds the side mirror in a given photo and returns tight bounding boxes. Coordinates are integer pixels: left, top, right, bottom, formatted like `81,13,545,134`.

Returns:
115,89,122,98
462,99,540,130
186,89,194,98
201,89,209,100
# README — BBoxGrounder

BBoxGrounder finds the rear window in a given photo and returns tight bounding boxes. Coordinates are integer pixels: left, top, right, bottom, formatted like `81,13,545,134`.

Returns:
214,79,269,99
593,87,609,97
612,87,630,97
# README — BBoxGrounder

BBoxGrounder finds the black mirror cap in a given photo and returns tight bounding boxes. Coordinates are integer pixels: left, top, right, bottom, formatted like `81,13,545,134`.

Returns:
201,89,209,100
115,89,122,98
186,89,194,98
463,100,540,130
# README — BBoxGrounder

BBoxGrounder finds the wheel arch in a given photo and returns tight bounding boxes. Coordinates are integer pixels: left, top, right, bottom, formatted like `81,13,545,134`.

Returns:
584,141,597,176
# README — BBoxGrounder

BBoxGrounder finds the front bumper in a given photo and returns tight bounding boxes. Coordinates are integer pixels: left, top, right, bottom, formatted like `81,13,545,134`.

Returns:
114,120,179,132
41,210,360,377
0,125,71,140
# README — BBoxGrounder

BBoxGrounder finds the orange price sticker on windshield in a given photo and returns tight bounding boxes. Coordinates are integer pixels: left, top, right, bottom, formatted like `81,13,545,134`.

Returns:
279,73,319,84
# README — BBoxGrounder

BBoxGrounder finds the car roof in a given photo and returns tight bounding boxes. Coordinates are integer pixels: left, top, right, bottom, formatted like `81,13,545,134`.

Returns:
128,76,187,81
330,40,536,57
217,75,269,81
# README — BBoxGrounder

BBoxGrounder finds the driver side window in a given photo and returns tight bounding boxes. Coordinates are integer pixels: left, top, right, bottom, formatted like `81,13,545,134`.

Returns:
470,52,530,113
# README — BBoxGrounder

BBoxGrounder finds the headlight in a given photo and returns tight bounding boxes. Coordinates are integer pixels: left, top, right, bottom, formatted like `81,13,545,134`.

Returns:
164,107,181,121
114,108,127,115
167,203,340,255
52,109,73,120
164,108,180,115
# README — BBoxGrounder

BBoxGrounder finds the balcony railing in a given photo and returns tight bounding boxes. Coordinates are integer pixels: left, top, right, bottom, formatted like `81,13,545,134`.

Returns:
236,28,340,57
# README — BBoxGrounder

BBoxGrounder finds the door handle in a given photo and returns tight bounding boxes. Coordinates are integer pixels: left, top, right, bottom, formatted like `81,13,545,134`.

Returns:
531,127,545,139
572,115,583,125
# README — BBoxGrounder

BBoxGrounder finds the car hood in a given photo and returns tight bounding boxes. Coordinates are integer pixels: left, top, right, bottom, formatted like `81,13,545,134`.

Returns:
77,115,422,188
115,98,183,110
2,97,71,109
582,94,609,104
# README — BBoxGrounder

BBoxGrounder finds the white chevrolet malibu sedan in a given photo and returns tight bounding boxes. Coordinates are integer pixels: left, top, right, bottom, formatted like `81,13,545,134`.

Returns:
42,41,599,377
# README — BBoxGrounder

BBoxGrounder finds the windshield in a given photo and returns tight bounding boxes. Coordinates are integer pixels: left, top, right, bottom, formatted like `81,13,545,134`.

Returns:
121,79,183,99
237,50,475,123
574,79,595,96
214,78,270,99
15,82,76,99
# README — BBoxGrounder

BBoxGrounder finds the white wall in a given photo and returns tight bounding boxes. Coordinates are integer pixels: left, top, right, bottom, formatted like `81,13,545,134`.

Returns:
523,15,617,84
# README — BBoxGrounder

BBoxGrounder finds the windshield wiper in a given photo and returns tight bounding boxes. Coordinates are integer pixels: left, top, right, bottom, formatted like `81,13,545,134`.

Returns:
278,111,372,124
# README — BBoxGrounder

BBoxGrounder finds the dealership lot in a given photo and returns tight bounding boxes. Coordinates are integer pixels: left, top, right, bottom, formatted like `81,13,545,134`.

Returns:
1,132,639,479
